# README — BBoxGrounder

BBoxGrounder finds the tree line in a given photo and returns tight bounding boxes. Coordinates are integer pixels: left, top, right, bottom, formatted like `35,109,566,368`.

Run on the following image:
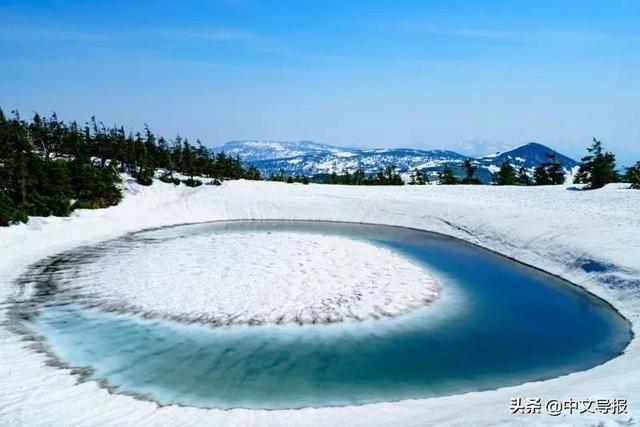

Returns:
490,138,639,189
0,109,260,226
300,139,639,189
321,166,404,186
269,165,405,186
269,138,639,189
1,107,637,227
488,152,566,186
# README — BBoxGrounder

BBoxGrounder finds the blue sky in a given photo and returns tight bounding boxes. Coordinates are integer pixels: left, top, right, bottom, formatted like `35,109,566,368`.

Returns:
0,0,638,164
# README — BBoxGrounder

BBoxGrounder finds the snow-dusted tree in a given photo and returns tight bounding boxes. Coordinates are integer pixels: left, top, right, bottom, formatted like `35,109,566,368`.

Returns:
417,168,427,184
460,159,482,185
545,152,566,185
533,164,550,185
574,138,618,189
625,161,640,189
517,166,531,185
533,151,565,185
533,152,564,185
438,165,458,185
409,168,427,185
492,161,517,185
244,165,261,180
409,169,417,185
353,168,365,185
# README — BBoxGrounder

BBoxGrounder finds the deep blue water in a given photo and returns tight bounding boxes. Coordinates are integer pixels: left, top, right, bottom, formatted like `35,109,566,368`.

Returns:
25,221,631,409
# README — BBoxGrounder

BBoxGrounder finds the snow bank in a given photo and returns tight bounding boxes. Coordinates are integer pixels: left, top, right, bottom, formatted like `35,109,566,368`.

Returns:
1,179,639,426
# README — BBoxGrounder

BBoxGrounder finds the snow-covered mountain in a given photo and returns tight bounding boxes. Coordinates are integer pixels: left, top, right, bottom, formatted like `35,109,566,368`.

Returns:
216,140,354,162
452,139,513,158
213,140,579,183
477,142,579,169
247,148,468,179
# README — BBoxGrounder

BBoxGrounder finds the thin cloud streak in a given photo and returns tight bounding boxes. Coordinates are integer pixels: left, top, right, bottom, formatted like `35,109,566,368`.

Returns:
155,27,256,42
0,26,114,43
0,7,256,46
390,21,640,45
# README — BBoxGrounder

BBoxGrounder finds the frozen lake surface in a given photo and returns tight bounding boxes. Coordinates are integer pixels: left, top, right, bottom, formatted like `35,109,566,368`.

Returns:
15,220,631,409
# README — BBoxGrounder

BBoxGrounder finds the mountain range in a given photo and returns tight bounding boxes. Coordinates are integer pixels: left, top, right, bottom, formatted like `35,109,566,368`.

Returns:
213,140,579,183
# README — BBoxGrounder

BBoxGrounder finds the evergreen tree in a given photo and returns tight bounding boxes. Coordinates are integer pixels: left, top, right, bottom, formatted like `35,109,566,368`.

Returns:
492,161,517,185
574,138,618,189
157,136,173,175
460,159,482,185
409,169,417,185
533,164,550,185
438,165,458,185
383,165,403,185
271,168,287,182
624,161,640,189
0,107,260,225
409,168,427,185
317,167,402,186
353,168,365,185
418,169,428,184
341,168,352,185
533,152,565,185
517,166,531,186
244,165,261,180
547,162,565,184
133,167,154,186
544,152,566,185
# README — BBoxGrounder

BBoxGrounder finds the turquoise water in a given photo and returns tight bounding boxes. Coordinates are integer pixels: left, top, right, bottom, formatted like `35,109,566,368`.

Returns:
25,221,631,409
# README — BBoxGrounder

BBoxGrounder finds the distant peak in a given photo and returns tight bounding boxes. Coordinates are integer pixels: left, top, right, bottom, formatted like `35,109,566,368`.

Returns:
452,139,513,157
478,142,578,167
501,142,555,154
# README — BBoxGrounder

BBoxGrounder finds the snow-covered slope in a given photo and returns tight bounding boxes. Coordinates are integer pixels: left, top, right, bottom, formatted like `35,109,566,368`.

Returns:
213,140,354,162
477,142,579,170
452,139,513,157
0,180,638,426
249,147,468,178
215,140,578,182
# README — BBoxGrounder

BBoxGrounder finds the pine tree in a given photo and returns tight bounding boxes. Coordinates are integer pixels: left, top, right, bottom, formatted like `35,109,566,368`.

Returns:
420,169,428,184
0,191,27,225
532,152,565,185
0,107,259,224
547,162,565,184
574,138,618,189
244,164,262,180
353,168,365,185
517,166,531,186
544,152,565,185
409,168,427,185
383,165,403,185
460,159,482,185
492,161,517,185
409,169,417,185
533,164,550,185
438,165,458,185
625,161,640,189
